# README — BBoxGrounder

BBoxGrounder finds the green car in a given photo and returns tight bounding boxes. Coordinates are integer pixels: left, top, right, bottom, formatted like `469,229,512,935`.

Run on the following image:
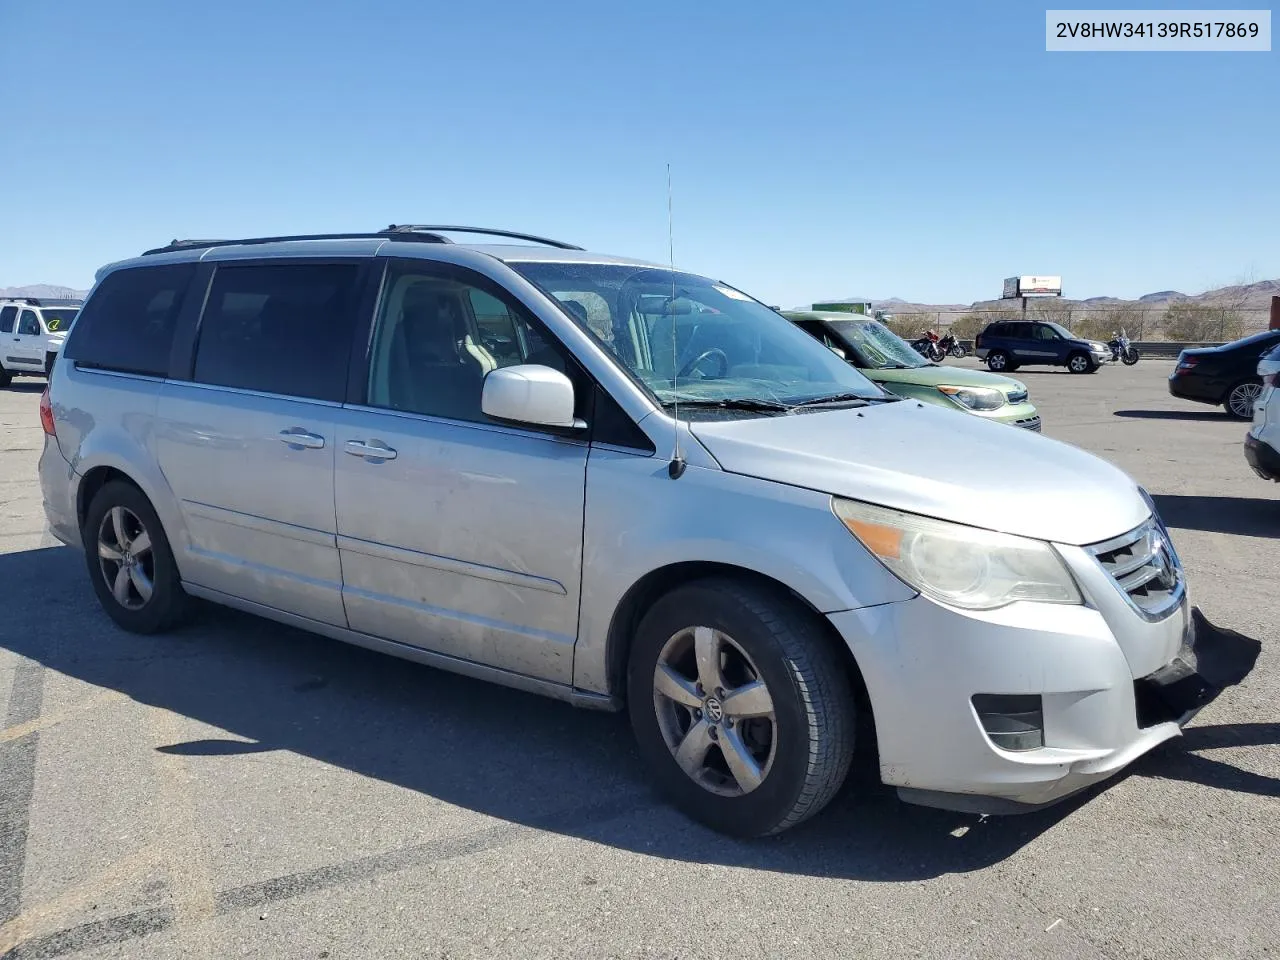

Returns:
785,312,1042,431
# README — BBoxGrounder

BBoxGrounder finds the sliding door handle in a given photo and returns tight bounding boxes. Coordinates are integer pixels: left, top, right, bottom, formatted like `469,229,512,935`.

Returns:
277,429,326,450
345,439,398,461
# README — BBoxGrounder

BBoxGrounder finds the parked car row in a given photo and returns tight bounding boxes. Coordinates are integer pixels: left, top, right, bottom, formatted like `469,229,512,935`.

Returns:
36,227,1258,837
0,296,80,385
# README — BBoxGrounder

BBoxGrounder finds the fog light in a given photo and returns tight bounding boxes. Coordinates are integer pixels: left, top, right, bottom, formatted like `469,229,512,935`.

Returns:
971,694,1044,751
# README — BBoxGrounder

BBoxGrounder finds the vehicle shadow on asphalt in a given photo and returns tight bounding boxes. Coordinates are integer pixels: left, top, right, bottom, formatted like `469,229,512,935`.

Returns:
1113,409,1228,421
2,545,1273,884
1151,493,1279,538
1,382,47,394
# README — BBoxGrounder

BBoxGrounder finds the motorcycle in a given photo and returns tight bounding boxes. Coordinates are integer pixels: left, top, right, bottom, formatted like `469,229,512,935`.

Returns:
939,332,967,358
1108,331,1140,366
910,336,944,362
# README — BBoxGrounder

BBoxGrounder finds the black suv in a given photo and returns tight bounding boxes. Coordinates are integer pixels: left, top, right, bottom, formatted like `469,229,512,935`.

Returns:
974,320,1111,374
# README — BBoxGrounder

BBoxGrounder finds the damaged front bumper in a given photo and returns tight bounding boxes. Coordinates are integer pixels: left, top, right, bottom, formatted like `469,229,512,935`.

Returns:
831,599,1261,816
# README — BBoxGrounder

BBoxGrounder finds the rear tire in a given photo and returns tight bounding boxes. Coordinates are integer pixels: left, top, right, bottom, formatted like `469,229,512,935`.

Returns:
1067,352,1093,374
627,578,856,837
986,350,1010,372
1224,379,1262,420
82,480,189,634
0,368,10,388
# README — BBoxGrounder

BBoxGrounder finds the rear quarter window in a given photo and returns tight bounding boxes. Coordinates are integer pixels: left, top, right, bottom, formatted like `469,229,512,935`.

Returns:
63,264,196,376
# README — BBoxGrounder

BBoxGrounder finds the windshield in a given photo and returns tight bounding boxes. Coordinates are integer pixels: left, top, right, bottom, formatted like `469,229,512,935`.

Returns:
510,262,884,412
40,309,78,332
825,318,929,369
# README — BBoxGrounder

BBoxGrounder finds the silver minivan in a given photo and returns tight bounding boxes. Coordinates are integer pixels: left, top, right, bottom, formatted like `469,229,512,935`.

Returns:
38,226,1257,836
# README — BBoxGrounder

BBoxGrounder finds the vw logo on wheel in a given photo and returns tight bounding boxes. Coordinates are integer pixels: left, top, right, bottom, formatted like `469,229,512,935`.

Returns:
704,697,725,723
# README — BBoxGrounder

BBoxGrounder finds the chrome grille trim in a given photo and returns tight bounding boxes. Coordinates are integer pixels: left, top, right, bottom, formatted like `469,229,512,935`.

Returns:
1087,516,1184,622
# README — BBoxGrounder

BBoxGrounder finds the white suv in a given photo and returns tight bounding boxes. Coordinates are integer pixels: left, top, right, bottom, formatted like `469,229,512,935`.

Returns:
1245,342,1280,480
0,297,80,385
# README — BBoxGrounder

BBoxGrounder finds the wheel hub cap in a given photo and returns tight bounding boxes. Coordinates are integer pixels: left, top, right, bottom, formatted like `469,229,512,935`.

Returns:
652,625,778,797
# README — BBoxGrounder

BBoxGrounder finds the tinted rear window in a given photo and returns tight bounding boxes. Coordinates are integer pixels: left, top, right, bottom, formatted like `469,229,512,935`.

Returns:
63,265,195,376
192,262,362,402
0,306,16,334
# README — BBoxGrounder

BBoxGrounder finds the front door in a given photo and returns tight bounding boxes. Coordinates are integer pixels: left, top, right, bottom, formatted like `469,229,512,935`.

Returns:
9,309,45,370
333,258,589,685
154,260,367,626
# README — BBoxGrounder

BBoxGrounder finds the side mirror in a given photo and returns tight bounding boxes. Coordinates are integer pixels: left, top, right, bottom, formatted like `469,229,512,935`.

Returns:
829,345,847,360
482,365,585,429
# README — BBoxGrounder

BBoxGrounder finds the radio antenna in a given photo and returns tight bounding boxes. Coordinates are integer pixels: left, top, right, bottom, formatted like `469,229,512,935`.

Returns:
667,163,686,479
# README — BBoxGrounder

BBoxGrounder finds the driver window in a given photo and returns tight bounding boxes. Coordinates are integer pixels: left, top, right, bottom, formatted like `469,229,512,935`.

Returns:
1034,325,1057,340
366,261,584,425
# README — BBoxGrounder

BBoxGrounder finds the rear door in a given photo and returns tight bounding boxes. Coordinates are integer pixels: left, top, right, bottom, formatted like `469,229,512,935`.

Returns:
1022,324,1060,363
8,309,45,371
0,305,17,370
154,259,370,626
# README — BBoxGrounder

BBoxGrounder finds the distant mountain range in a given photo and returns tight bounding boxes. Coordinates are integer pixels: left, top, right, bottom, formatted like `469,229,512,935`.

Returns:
827,279,1280,325
1,284,90,300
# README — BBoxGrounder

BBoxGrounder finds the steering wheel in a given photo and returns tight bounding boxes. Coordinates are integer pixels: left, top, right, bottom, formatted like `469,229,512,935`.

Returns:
677,347,730,379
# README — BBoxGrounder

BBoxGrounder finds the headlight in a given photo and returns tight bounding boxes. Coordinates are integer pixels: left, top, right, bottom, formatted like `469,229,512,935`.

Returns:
833,499,1082,610
936,385,1005,411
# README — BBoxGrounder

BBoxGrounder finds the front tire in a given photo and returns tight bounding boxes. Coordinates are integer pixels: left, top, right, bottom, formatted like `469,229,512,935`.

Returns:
1224,379,1262,420
1122,348,1139,366
627,579,856,837
986,350,1010,372
950,345,967,358
0,368,10,388
82,480,189,633
1067,352,1093,374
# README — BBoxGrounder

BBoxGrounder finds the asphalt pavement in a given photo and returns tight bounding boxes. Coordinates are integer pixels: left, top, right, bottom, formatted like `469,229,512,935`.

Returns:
0,359,1276,960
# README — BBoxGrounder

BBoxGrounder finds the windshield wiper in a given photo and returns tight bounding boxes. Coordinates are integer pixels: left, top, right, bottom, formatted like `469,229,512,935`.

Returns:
788,393,874,409
663,396,791,412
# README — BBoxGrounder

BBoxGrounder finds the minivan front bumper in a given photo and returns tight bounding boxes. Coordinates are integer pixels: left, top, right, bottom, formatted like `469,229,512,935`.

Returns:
829,590,1258,814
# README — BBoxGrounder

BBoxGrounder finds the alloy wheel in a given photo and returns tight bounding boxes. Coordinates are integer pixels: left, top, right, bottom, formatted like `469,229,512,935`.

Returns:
1069,355,1089,373
652,626,778,797
97,506,155,610
1228,382,1262,419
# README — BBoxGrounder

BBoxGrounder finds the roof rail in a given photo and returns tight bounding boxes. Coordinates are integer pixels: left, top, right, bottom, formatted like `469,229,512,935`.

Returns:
380,225,583,250
140,225,581,257
0,296,80,307
140,232,451,256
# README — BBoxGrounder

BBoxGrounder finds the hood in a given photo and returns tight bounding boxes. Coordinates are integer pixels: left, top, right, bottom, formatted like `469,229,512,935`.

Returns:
689,401,1148,546
864,365,1026,397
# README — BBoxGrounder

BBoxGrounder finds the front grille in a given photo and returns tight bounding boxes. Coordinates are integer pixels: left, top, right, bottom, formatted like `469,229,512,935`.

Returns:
1006,388,1028,404
1087,518,1183,621
1015,415,1042,432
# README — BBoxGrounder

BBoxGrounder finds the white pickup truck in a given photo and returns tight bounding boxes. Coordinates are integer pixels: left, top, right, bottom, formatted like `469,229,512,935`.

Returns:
0,297,81,386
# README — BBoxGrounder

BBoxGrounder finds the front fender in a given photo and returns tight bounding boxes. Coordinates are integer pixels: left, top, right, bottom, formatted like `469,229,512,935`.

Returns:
573,448,916,695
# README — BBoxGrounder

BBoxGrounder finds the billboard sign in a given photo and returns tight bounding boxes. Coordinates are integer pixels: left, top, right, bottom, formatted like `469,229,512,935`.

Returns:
1002,275,1062,299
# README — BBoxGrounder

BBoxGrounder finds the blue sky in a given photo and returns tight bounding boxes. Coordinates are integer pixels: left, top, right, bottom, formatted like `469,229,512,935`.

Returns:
1,0,1276,305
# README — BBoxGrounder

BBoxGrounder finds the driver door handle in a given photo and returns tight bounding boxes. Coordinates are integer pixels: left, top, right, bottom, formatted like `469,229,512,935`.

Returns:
345,439,398,461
